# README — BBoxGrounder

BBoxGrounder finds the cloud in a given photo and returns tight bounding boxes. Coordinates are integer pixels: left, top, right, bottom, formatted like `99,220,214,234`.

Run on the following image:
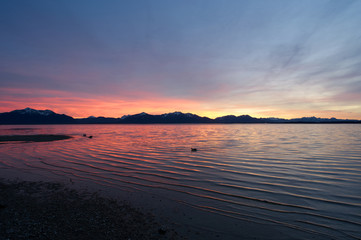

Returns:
1,0,361,119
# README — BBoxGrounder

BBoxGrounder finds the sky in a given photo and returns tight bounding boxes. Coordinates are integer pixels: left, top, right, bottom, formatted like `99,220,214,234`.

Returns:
1,0,361,119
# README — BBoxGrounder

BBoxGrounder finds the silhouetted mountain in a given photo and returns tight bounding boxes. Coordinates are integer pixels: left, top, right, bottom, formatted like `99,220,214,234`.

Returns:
75,116,121,124
215,115,265,123
0,108,360,124
119,112,155,123
287,116,361,123
120,111,213,123
0,108,74,124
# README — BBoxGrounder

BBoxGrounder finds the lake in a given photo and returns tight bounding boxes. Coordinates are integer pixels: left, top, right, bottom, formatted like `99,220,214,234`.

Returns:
1,124,361,239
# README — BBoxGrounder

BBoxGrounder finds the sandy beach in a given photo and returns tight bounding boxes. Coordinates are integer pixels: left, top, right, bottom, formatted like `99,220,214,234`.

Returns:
0,134,182,240
0,179,182,240
0,134,72,143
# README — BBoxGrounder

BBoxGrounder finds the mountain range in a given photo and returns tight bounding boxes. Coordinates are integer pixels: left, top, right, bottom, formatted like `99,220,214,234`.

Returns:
0,108,360,124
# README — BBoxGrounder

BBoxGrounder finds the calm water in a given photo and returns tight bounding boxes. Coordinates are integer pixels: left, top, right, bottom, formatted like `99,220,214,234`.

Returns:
1,124,361,239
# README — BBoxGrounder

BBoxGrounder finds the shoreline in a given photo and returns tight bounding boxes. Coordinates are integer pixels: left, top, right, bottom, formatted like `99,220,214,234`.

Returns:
0,134,72,143
0,179,182,240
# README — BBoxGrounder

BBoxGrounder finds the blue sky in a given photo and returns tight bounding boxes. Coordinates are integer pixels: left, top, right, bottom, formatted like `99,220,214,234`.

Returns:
1,0,361,118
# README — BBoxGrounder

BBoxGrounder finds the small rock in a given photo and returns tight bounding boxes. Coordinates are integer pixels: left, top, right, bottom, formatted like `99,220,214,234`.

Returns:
158,228,167,235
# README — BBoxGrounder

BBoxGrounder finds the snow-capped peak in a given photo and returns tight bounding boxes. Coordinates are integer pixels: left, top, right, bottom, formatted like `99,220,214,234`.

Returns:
19,108,55,116
161,112,197,118
162,111,183,117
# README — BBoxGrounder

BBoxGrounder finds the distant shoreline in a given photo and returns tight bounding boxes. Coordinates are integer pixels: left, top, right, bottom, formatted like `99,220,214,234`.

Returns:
1,108,361,124
1,122,361,125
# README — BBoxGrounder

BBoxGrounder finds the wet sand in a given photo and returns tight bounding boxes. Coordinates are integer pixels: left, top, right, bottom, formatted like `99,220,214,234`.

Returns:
0,134,72,143
0,179,182,240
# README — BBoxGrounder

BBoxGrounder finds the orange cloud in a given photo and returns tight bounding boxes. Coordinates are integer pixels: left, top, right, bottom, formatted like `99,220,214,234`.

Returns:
1,87,361,120
0,87,205,118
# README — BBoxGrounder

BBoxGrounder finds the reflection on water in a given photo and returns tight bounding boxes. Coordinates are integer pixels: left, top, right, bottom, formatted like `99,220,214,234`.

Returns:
1,124,361,239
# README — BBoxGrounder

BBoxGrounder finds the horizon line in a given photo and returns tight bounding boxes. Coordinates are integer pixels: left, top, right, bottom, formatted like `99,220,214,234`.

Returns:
5,107,361,121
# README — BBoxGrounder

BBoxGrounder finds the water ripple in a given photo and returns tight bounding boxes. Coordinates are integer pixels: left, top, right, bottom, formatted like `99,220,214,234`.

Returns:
1,124,361,239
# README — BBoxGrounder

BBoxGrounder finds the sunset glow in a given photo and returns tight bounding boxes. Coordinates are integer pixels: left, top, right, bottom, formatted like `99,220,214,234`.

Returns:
1,1,361,119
